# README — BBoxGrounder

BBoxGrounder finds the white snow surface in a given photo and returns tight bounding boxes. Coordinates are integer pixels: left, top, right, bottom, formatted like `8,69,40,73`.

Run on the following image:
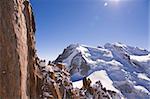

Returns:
137,73,150,81
72,80,83,89
134,85,150,94
130,54,150,63
56,43,150,99
87,70,120,93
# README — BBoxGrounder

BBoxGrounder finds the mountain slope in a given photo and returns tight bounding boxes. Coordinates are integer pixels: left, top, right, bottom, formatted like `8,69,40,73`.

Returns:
54,43,150,99
35,59,123,99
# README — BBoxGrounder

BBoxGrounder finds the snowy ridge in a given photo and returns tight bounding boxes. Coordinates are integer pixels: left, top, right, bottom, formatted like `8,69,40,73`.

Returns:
54,42,150,99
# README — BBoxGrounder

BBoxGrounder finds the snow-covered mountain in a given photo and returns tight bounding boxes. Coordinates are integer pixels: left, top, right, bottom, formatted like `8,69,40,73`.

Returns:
54,42,150,99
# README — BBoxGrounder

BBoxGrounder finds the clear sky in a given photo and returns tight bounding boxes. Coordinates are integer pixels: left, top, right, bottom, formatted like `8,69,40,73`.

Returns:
30,0,149,61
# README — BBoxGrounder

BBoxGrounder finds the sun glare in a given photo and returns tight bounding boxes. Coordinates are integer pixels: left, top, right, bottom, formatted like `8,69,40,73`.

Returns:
104,0,120,7
111,0,120,2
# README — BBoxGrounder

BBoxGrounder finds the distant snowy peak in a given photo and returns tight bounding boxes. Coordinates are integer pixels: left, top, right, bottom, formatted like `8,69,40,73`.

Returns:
54,43,150,99
54,42,150,79
104,42,149,56
55,42,149,67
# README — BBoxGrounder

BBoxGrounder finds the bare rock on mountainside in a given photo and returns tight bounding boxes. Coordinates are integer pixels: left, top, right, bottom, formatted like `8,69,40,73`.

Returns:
0,0,37,98
36,60,122,99
36,60,74,99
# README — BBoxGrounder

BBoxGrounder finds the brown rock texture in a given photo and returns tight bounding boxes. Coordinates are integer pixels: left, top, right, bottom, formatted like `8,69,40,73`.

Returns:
35,60,122,99
35,60,73,99
0,0,37,99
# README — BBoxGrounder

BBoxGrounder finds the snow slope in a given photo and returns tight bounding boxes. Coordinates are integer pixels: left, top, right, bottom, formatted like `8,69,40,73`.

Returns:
54,42,150,99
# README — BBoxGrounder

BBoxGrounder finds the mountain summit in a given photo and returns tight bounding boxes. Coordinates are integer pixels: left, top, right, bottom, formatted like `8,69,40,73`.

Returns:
54,43,150,99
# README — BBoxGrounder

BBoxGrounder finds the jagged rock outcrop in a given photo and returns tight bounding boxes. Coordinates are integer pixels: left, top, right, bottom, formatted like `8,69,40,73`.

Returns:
35,60,74,99
0,0,37,98
35,60,122,99
81,77,122,99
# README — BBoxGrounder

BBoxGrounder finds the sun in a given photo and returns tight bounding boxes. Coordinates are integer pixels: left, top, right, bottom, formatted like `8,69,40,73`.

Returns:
104,2,108,7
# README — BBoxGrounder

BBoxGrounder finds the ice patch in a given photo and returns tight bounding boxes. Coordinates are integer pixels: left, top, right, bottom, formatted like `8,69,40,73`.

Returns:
137,73,150,81
130,55,150,63
134,85,150,94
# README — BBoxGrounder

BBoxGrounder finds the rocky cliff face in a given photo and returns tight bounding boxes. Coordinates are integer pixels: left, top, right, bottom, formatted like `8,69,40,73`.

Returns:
0,0,37,98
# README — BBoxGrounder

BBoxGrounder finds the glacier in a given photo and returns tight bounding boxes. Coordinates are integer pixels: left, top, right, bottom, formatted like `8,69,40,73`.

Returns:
54,42,150,99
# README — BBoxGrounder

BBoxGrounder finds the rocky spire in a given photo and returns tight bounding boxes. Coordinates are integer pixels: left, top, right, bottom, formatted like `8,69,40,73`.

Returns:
0,0,37,98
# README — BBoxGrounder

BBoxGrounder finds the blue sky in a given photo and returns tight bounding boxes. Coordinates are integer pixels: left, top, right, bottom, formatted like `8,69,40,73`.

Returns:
31,0,149,60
